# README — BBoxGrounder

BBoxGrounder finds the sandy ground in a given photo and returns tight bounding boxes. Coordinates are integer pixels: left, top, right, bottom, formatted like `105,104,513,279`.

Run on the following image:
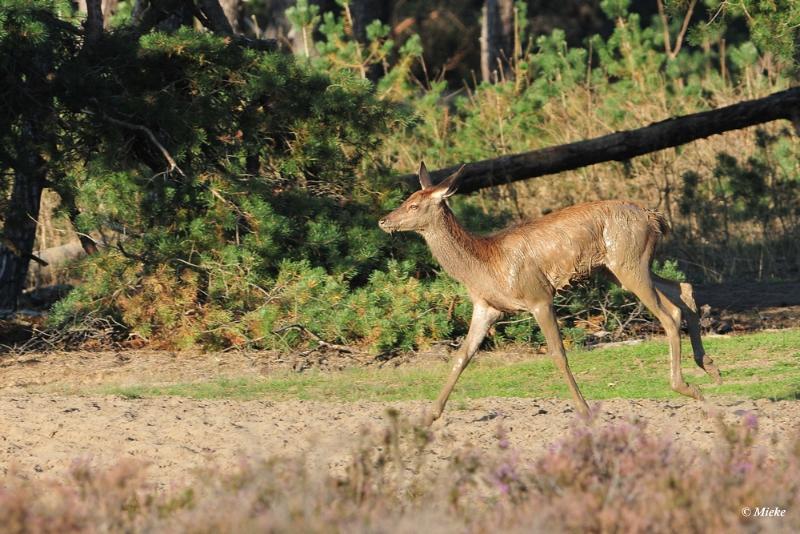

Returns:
2,395,800,488
1,350,799,487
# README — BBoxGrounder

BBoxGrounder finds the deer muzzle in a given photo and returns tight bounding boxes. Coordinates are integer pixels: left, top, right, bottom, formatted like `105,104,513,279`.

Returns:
378,217,395,233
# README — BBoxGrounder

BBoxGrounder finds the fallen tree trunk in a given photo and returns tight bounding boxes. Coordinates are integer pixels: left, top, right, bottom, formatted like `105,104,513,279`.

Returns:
406,87,800,194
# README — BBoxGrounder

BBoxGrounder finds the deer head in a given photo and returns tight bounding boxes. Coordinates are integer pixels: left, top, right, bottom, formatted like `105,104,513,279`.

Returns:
378,161,465,233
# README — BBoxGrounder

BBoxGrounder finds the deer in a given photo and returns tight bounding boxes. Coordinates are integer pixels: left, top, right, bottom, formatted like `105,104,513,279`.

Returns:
379,162,722,426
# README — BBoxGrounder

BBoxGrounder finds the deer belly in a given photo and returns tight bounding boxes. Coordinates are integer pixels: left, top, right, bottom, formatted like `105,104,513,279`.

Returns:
484,293,529,313
478,273,548,312
545,250,605,290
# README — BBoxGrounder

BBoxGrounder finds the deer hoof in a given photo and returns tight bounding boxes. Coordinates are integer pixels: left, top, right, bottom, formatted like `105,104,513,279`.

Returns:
421,407,440,427
673,382,704,401
703,359,723,385
577,404,592,419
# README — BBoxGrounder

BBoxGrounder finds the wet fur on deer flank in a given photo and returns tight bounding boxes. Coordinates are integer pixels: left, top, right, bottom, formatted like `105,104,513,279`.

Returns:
419,199,670,312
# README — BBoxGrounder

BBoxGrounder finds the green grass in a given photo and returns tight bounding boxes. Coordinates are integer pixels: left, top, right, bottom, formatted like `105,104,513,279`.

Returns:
101,329,800,402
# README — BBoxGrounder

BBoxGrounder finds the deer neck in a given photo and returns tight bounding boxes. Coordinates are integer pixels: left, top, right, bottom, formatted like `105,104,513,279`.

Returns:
420,207,492,283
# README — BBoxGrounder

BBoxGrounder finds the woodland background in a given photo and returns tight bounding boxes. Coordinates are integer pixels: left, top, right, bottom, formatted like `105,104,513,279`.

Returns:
1,0,798,352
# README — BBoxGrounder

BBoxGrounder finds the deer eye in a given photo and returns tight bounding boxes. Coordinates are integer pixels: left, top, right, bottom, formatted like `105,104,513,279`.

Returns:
409,204,419,210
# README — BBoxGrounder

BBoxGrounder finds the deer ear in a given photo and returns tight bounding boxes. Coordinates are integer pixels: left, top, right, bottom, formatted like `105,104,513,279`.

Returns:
433,164,465,199
418,161,434,189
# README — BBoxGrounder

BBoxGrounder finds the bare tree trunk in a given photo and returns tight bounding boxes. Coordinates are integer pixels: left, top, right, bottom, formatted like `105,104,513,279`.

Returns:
75,0,118,27
84,0,104,44
0,145,46,313
401,87,800,195
218,0,243,35
248,0,292,43
480,0,514,82
196,0,235,35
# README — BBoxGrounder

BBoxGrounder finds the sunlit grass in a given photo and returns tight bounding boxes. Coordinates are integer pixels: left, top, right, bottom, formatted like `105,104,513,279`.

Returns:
93,329,800,402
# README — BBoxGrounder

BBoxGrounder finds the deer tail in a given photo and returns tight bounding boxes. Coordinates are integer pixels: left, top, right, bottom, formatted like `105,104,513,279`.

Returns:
646,209,670,237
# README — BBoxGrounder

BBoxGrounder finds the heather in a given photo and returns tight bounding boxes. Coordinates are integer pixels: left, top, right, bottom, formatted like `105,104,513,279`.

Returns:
1,413,798,533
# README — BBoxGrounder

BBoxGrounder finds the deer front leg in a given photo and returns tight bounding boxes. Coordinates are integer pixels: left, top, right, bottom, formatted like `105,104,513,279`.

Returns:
424,301,502,426
531,301,591,417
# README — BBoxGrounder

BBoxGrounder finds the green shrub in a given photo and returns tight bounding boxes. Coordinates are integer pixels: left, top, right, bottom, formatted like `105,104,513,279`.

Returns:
7,0,796,352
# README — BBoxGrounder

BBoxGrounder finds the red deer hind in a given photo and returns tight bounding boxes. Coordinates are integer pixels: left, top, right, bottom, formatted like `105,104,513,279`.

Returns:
379,162,722,426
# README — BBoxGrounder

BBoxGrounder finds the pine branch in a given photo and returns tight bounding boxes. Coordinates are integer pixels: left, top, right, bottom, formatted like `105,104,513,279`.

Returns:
98,112,185,176
272,324,361,354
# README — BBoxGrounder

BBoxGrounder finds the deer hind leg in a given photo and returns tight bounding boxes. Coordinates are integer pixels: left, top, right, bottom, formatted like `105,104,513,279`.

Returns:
652,275,722,384
610,265,704,401
531,301,590,417
425,301,502,426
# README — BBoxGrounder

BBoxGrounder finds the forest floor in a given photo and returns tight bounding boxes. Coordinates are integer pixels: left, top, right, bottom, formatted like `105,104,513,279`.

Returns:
1,329,798,488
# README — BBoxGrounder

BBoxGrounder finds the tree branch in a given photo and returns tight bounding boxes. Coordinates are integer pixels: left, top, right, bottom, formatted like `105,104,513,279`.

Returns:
401,87,800,195
99,113,185,176
272,323,360,354
0,234,48,266
672,0,697,59
656,0,673,57
117,241,147,262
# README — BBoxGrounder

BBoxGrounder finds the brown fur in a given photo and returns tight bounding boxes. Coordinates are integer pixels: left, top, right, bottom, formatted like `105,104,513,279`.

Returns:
379,163,722,425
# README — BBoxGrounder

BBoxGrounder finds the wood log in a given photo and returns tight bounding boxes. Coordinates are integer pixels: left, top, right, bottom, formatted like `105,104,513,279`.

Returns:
402,87,800,195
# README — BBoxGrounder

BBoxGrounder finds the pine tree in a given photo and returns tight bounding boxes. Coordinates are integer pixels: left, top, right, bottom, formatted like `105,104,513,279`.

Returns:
0,0,399,320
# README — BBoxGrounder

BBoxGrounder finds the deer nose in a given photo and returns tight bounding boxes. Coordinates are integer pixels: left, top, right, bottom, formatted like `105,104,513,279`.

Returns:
378,218,393,233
